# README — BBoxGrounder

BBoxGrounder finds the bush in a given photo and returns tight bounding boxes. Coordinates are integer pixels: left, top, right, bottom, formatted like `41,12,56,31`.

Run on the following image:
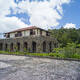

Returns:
72,53,80,59
52,48,64,53
51,43,80,59
76,48,80,54
63,43,76,58
49,53,64,58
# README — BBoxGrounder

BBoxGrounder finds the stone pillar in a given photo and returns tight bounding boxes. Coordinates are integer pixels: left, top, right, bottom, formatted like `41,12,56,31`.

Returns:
46,41,49,53
36,41,43,53
14,42,17,52
28,41,32,53
20,41,24,52
3,43,5,51
8,43,12,52
3,39,6,51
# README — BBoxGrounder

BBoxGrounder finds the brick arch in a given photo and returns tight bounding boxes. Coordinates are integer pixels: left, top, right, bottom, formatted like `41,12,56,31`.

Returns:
0,43,3,50
17,42,20,51
43,41,46,52
10,43,14,51
49,41,52,52
5,43,8,51
24,42,28,51
32,41,36,53
54,42,57,48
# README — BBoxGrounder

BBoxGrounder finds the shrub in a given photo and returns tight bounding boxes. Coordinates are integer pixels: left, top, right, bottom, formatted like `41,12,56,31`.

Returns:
63,43,76,58
76,48,80,54
52,48,64,54
49,53,64,58
72,53,80,59
76,44,80,48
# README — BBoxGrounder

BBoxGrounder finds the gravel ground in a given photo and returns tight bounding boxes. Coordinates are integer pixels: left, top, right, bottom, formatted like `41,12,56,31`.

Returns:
0,54,80,80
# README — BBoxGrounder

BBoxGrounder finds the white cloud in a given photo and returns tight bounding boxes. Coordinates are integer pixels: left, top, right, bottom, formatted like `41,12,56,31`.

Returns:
0,0,29,33
0,17,28,33
0,0,17,17
15,0,71,29
63,23,76,29
0,0,71,33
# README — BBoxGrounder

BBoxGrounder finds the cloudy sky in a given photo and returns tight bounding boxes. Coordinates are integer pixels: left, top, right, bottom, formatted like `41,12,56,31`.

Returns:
0,0,80,33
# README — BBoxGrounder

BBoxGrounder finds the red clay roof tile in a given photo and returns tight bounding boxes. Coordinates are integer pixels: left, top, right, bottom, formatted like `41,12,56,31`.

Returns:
6,26,39,33
5,26,49,34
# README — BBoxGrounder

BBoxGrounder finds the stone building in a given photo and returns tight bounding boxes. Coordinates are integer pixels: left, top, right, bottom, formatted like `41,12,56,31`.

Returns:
0,26,58,53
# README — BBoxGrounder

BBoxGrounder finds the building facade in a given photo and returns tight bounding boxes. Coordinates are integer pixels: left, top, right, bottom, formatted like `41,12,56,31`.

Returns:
0,26,58,53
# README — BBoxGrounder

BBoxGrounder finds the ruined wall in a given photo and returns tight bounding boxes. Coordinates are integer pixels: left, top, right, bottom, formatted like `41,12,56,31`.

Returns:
0,36,58,53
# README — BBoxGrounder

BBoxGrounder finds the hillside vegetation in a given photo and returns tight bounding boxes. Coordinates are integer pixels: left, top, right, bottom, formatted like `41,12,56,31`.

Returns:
49,28,80,47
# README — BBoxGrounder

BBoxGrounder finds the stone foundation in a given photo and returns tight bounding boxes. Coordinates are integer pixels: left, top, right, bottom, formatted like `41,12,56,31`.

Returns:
0,36,58,53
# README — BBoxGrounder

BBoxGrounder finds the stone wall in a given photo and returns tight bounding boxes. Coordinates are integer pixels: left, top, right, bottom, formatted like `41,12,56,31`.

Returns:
0,36,58,53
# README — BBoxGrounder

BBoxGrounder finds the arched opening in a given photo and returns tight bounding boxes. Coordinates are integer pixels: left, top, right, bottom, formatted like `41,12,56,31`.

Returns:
0,43,3,50
17,42,20,51
5,44,8,51
49,42,52,52
10,43,13,51
54,43,57,48
24,42,28,51
43,41,46,52
32,42,36,53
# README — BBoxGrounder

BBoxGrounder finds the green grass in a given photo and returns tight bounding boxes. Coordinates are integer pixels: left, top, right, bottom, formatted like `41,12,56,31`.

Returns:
0,51,80,60
49,53,65,58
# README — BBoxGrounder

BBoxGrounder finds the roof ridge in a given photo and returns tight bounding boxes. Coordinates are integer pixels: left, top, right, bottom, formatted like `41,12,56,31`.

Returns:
5,26,39,34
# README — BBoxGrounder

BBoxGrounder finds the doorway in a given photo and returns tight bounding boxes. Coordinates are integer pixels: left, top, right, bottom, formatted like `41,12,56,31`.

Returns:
32,42,36,53
43,41,46,52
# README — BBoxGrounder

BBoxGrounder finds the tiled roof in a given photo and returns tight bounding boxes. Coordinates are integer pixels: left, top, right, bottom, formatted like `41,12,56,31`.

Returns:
5,26,46,34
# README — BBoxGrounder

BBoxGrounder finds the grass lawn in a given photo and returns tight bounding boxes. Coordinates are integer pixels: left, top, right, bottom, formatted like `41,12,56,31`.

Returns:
0,51,80,60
